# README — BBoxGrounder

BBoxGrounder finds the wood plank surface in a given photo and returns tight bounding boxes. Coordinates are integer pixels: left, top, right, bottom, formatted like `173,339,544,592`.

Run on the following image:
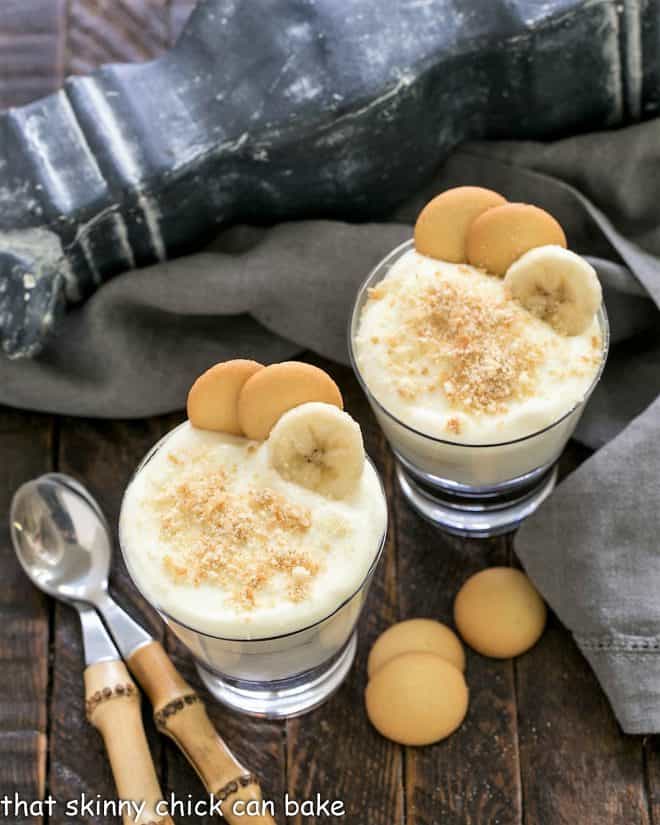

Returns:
644,738,660,825
0,0,67,110
397,519,522,825
514,445,651,825
1,2,659,824
66,0,170,76
516,619,649,825
0,409,54,825
0,0,190,112
285,358,404,825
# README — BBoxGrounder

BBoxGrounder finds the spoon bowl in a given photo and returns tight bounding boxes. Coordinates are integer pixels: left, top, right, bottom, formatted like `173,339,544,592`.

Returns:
11,476,111,603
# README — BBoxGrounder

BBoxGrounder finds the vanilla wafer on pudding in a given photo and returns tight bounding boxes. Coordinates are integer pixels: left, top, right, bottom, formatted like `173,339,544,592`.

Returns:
121,360,385,640
187,359,263,435
414,186,507,262
238,361,343,441
466,202,567,276
354,189,603,451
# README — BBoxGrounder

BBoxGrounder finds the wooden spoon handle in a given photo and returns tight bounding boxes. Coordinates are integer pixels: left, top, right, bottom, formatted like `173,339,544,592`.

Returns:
84,659,174,825
128,641,276,825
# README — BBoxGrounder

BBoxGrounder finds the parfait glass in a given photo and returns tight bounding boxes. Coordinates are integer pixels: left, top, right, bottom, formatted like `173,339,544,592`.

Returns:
348,239,609,538
119,426,388,718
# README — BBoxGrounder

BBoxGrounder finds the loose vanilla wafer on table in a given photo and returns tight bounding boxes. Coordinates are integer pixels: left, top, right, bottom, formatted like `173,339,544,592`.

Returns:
365,652,469,746
454,567,547,658
367,619,465,677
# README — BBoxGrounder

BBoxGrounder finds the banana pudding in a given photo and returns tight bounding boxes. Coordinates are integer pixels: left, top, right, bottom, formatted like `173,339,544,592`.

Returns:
354,246,603,447
120,360,387,716
120,412,385,639
349,187,608,535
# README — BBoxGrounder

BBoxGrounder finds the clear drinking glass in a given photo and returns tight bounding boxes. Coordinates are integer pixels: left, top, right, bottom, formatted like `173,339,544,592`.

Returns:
119,427,388,718
349,240,609,538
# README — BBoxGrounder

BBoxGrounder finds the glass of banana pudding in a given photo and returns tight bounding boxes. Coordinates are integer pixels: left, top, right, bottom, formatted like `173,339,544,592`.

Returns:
349,188,608,537
120,361,387,718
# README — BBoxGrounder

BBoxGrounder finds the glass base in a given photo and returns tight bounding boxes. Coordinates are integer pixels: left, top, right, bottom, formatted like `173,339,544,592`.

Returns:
395,458,558,538
196,633,357,719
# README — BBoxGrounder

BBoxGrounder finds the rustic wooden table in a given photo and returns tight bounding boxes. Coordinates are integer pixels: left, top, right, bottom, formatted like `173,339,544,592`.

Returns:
1,3,658,824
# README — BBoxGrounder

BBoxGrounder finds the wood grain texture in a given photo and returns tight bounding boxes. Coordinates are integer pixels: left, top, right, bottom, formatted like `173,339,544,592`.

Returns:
0,0,190,110
49,417,179,824
643,737,660,825
516,620,649,825
285,358,404,825
66,0,170,76
514,442,650,825
0,393,654,825
0,0,67,110
2,2,657,823
0,409,53,825
396,512,522,825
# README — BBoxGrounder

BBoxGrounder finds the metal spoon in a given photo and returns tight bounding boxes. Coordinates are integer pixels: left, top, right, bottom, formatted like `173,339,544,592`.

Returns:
11,473,275,825
11,473,151,655
11,478,174,825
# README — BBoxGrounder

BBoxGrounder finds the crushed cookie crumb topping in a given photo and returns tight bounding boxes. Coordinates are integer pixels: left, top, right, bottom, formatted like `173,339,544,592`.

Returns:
446,416,462,435
378,278,545,414
153,467,322,610
355,253,605,445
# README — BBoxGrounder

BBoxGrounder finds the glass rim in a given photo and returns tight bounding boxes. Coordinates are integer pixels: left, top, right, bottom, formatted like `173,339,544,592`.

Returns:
348,238,610,450
118,421,389,643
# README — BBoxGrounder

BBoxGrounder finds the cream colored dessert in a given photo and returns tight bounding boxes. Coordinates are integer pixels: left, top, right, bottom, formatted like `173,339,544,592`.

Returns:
120,420,387,639
355,248,603,445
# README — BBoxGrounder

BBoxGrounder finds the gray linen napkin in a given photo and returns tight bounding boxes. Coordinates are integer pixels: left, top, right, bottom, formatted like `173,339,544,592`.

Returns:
463,133,660,735
0,122,659,437
2,118,660,731
437,132,660,733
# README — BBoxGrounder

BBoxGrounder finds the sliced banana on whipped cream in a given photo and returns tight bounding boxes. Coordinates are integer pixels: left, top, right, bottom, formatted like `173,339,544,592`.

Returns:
504,245,602,336
268,402,365,499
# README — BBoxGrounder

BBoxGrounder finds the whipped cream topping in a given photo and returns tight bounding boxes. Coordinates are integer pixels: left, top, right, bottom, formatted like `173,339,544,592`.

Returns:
120,422,387,639
354,249,604,444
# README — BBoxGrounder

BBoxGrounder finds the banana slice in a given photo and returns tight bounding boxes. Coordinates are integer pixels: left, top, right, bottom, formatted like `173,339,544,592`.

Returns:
268,402,365,499
503,245,602,336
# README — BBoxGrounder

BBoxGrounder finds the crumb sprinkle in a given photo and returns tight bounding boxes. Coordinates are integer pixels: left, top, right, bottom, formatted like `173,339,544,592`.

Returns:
385,279,545,414
154,468,323,610
446,416,462,435
357,256,604,439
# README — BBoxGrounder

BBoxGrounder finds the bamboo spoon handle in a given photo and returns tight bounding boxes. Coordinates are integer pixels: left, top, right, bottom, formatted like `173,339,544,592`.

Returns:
128,641,276,825
84,659,174,825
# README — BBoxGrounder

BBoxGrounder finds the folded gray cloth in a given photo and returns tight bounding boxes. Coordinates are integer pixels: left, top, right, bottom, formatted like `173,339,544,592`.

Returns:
443,130,660,733
1,122,659,436
3,118,660,732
